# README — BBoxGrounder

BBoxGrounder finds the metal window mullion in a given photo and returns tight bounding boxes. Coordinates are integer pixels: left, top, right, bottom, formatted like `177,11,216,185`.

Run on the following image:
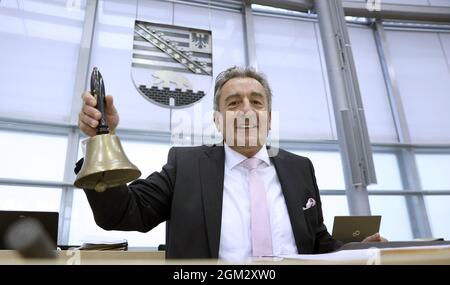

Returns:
383,25,450,34
419,191,450,195
372,20,432,238
0,178,73,188
166,0,243,12
397,150,433,238
342,1,450,23
58,129,80,245
69,0,98,124
244,0,450,23
242,0,258,69
368,190,450,196
319,190,346,195
0,117,74,135
250,0,313,11
58,0,98,246
315,0,376,216
372,21,409,144
337,4,377,186
3,117,450,150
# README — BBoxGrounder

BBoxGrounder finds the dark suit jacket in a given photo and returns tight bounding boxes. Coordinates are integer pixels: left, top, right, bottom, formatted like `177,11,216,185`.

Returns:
77,145,342,258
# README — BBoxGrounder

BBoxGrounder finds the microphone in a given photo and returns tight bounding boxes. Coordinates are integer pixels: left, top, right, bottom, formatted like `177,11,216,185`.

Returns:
4,217,57,259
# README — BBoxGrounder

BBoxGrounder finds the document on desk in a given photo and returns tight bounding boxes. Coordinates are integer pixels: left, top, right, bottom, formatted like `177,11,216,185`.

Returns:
279,249,376,262
78,238,128,250
279,244,450,263
380,244,450,252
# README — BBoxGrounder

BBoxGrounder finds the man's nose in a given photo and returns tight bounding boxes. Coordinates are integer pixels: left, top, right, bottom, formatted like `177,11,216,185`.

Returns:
240,98,253,113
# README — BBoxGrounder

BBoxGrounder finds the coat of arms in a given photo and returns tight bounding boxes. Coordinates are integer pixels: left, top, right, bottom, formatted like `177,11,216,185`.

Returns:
131,20,213,108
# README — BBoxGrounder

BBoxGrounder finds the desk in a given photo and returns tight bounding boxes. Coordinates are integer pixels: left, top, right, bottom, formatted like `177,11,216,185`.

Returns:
0,250,165,265
0,246,449,265
378,246,450,265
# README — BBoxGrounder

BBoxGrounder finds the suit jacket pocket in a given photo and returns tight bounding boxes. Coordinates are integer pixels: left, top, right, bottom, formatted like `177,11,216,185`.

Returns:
303,207,319,231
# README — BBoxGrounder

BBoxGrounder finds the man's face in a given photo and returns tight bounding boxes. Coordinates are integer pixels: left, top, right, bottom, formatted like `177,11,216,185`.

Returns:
215,77,271,152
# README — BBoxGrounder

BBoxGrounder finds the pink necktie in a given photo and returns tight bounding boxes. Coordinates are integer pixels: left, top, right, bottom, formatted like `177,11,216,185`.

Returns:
241,157,273,257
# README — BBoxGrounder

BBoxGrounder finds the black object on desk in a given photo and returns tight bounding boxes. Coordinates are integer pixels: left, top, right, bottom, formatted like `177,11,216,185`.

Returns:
4,217,57,258
0,210,58,250
339,240,449,251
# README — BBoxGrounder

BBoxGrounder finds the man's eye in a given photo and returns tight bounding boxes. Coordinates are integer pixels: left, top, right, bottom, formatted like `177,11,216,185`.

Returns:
253,101,262,105
228,101,237,106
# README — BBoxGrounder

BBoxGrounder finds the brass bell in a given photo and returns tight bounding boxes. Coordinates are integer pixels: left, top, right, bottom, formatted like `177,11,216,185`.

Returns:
74,67,141,192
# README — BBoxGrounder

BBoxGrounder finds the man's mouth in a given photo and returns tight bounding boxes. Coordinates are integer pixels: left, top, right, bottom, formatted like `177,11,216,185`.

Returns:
237,124,258,129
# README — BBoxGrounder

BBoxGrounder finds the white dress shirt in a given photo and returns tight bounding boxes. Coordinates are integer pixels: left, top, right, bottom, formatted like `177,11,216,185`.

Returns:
218,143,298,262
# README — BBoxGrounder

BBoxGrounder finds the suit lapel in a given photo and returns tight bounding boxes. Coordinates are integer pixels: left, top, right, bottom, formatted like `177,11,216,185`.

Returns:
199,145,225,258
271,150,314,253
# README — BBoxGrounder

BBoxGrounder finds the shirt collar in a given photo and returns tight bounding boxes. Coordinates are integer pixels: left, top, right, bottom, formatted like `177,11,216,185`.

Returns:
224,143,271,170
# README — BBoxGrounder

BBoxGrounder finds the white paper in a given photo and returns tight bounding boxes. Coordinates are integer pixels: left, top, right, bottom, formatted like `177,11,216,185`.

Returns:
380,244,450,252
279,249,377,262
278,244,450,263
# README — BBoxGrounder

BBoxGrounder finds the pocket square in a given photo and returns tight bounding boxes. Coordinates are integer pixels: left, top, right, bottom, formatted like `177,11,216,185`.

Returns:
302,198,316,211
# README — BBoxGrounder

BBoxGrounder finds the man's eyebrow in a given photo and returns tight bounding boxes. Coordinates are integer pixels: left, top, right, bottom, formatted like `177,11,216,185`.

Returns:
224,92,265,102
224,94,240,102
250,92,264,98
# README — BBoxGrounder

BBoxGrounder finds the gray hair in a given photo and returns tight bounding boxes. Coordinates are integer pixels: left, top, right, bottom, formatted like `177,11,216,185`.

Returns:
213,66,272,112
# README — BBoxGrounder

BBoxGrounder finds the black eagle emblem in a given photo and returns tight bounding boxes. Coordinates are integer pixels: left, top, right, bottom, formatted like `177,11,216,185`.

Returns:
191,32,209,49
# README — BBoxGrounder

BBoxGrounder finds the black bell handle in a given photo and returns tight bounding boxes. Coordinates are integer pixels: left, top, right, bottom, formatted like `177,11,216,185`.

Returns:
90,67,109,135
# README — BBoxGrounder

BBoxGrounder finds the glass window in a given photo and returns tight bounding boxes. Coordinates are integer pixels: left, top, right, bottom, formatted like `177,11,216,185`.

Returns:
172,3,247,139
69,189,166,247
424,196,450,240
340,0,450,6
291,150,345,190
320,195,349,233
367,152,403,190
416,153,450,190
0,0,85,123
348,26,397,143
0,130,67,181
369,195,412,241
385,30,450,143
0,185,61,212
78,138,172,179
382,0,446,5
254,15,336,140
90,0,245,135
71,139,171,246
120,140,172,179
429,0,450,6
440,33,450,63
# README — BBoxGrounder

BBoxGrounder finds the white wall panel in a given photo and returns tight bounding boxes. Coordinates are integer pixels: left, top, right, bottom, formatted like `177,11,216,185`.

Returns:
370,195,413,241
254,15,336,140
0,0,84,123
343,0,450,6
386,30,450,143
90,0,245,138
348,26,398,143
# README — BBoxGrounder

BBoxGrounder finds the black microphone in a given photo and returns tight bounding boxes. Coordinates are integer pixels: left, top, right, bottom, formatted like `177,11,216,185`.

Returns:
4,217,57,259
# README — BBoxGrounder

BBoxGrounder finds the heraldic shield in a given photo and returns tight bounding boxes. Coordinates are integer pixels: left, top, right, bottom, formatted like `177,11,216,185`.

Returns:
131,20,213,108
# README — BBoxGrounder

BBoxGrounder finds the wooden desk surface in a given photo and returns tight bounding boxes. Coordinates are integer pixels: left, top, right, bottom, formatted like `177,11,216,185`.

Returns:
0,246,449,265
379,246,450,265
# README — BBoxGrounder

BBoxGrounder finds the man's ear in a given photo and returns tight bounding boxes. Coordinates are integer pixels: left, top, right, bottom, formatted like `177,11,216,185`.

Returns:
213,110,223,133
268,111,272,131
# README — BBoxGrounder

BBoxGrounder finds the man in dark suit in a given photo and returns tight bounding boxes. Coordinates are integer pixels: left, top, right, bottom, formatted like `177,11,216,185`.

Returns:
77,66,384,260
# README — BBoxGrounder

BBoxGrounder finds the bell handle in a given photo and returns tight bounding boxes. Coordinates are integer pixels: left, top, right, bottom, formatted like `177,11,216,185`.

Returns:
91,67,110,135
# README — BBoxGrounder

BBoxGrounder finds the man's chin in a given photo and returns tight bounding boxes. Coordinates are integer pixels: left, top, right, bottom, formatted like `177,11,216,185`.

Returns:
227,137,265,148
231,131,263,146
